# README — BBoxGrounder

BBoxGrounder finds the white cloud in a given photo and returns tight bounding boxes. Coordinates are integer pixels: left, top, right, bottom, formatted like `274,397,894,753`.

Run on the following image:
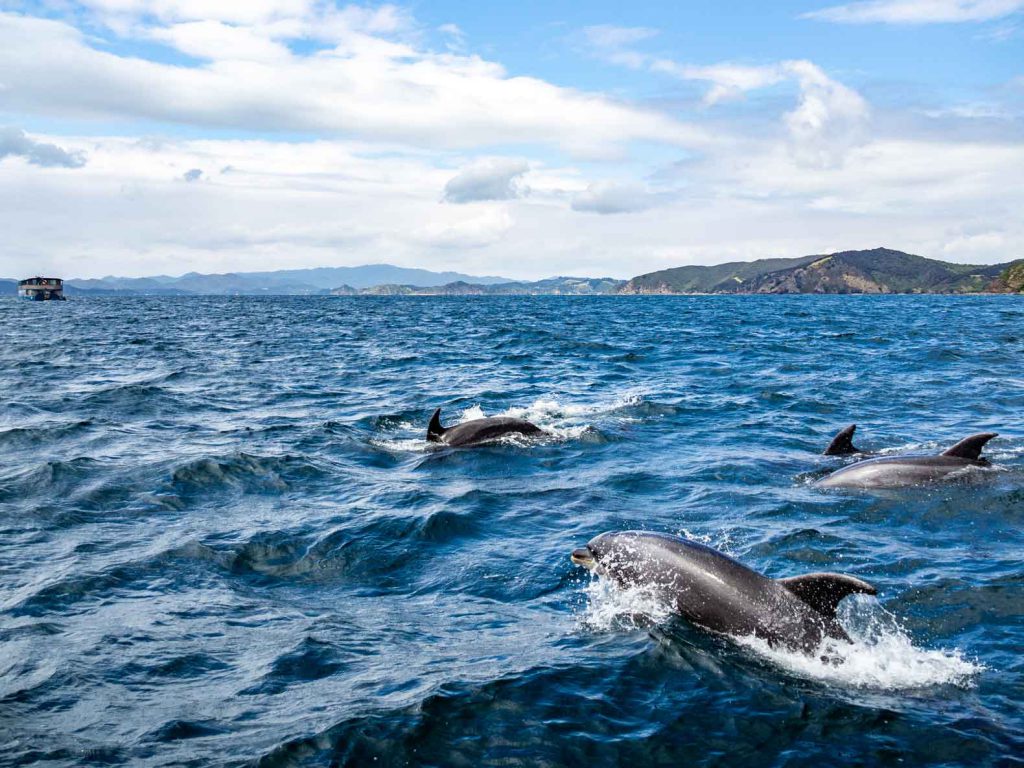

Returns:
706,138,1024,217
416,207,514,249
582,24,658,48
442,158,529,203
980,20,1022,39
651,58,870,166
437,22,465,51
940,229,1008,258
0,127,87,168
921,102,1013,119
579,25,869,165
804,0,1024,24
0,11,700,157
571,181,662,214
652,61,785,105
78,0,409,33
781,61,869,166
580,24,659,69
147,20,292,61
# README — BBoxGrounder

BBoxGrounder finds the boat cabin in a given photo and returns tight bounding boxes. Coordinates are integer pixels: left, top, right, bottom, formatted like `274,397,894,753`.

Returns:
18,277,66,301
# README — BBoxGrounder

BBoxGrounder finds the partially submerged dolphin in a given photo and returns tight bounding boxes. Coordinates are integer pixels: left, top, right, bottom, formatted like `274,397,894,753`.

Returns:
572,531,875,653
816,432,998,489
823,424,864,456
426,407,545,447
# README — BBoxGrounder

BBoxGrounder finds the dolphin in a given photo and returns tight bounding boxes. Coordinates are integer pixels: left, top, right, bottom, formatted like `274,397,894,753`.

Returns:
816,432,998,489
426,407,545,447
571,531,875,653
823,424,864,456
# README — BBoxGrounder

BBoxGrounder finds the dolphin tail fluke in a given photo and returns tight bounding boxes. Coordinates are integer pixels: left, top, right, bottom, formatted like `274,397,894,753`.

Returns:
823,424,860,456
427,408,446,442
777,573,877,617
942,432,998,461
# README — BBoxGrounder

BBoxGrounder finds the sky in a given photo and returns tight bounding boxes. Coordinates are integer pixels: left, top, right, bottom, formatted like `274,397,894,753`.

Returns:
1,0,1022,280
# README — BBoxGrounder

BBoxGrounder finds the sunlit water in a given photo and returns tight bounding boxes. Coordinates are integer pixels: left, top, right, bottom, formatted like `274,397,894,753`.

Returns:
1,295,1022,766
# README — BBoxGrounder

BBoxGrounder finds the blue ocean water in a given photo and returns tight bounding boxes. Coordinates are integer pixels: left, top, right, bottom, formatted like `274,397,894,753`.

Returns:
1,295,1022,767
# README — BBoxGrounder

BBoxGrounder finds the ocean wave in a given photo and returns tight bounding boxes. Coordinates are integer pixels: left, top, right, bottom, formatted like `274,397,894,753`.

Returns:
240,636,354,696
0,457,104,505
168,452,331,494
0,419,95,451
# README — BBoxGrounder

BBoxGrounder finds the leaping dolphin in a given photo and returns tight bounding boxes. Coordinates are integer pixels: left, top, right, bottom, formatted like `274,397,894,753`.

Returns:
816,432,998,489
572,531,876,653
426,407,545,447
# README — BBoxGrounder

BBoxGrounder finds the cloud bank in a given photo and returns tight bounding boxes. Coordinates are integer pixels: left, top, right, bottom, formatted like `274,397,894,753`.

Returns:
0,11,697,157
0,5,1021,280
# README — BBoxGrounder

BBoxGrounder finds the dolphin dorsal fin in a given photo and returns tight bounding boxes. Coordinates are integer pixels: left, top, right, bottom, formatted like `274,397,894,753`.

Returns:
824,424,860,456
942,432,997,461
426,408,446,442
777,573,877,617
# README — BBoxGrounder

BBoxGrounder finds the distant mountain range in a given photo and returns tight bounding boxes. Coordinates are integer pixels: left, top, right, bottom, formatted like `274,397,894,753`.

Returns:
5,249,1023,297
620,248,1024,295
57,264,511,295
334,276,623,296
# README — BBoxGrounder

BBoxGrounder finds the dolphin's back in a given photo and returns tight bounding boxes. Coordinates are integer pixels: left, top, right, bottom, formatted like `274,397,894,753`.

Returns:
441,416,543,447
817,454,984,489
590,532,853,649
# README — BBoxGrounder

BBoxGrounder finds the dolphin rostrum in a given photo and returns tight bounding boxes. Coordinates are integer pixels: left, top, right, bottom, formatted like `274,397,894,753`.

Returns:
572,531,876,653
816,432,998,489
426,407,545,447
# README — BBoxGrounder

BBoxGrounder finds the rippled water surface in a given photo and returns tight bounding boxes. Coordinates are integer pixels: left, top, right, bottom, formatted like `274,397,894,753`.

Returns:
2,295,1023,767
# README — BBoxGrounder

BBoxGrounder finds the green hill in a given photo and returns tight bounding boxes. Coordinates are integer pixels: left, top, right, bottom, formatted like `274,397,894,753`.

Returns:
619,254,821,293
997,262,1024,293
620,248,1022,294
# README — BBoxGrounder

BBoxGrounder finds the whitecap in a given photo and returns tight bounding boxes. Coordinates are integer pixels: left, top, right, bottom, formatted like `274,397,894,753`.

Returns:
578,581,982,691
575,577,673,633
502,392,646,424
370,437,437,453
735,598,983,691
455,405,487,422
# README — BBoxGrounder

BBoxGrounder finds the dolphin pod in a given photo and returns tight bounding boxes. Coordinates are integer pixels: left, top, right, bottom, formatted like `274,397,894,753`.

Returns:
571,531,876,652
817,430,998,489
417,404,1002,656
426,407,545,447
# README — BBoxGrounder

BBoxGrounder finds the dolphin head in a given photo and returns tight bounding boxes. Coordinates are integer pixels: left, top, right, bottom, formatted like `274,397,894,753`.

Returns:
571,545,598,570
569,536,614,577
571,532,621,575
570,532,651,585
